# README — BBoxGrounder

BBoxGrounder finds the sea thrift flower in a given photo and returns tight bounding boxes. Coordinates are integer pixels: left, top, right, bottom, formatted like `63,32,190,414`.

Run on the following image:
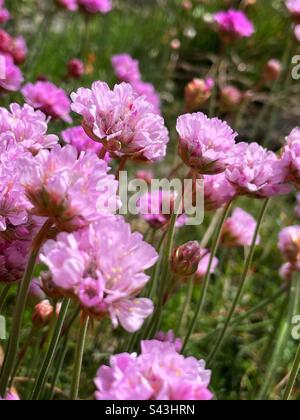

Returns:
195,248,219,281
61,126,110,160
286,0,300,19
0,103,58,154
57,0,78,11
0,54,23,92
214,9,255,41
22,81,72,123
131,81,161,115
220,85,243,111
95,339,213,400
278,226,300,264
77,0,112,14
263,59,282,82
32,300,54,326
171,241,203,278
20,145,120,231
0,0,10,24
155,331,183,353
222,208,260,247
40,217,158,332
71,82,169,161
226,142,290,198
67,58,85,79
184,78,214,112
281,128,300,188
176,112,237,175
10,37,27,65
111,54,141,83
204,173,236,211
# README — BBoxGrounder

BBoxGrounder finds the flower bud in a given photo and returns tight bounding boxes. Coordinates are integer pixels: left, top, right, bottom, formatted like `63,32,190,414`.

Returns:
171,241,202,278
68,58,85,79
184,78,214,112
220,85,243,111
263,59,282,82
32,299,54,326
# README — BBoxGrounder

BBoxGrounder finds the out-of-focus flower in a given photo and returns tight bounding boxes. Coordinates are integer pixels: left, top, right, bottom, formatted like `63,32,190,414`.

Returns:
176,112,237,175
20,145,120,231
71,81,169,162
0,54,23,92
170,38,181,50
220,85,243,111
0,0,10,24
294,24,300,41
22,81,72,123
279,262,294,281
131,80,161,115
67,58,85,79
204,173,236,211
57,0,78,11
281,128,300,188
136,170,154,185
286,0,300,20
77,0,112,14
171,241,203,278
0,103,58,154
263,59,282,82
32,299,54,326
41,217,158,332
0,30,27,64
184,78,214,112
213,9,255,41
155,330,183,353
278,226,300,264
195,248,219,281
0,390,20,400
61,125,110,160
226,142,290,198
111,54,141,83
222,208,260,247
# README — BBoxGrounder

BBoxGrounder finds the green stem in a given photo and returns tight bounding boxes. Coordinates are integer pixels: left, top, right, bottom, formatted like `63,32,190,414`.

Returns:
207,199,269,366
0,219,53,397
31,298,70,400
182,201,232,353
70,315,89,400
283,341,300,400
176,277,195,336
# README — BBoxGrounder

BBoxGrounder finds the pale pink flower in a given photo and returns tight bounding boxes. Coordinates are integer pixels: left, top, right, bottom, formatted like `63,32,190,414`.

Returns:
40,217,158,332
204,173,236,211
295,24,300,42
176,112,237,174
214,9,255,40
279,262,294,281
222,208,260,247
95,339,213,400
278,226,300,264
286,0,300,18
281,128,300,188
111,54,141,83
131,80,161,115
195,248,219,280
78,0,112,14
0,54,23,92
71,81,169,161
57,0,78,11
22,81,72,123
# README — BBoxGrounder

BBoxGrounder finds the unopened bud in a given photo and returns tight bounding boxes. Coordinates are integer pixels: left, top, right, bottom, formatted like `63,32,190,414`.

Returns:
171,241,202,278
263,59,281,82
220,85,243,111
32,300,53,326
184,78,214,112
67,58,85,79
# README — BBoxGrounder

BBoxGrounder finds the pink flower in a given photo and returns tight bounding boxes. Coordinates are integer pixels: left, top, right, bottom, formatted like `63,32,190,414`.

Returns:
281,128,300,188
67,58,85,79
184,78,214,112
131,80,161,115
0,30,27,65
176,112,237,174
0,0,10,24
19,145,120,230
155,331,183,353
279,262,294,281
278,226,300,264
94,339,213,400
195,248,219,280
0,391,20,400
214,9,255,40
40,217,158,332
0,103,58,154
226,142,290,198
0,54,23,92
286,0,300,18
77,0,112,14
111,54,141,83
22,81,72,123
71,81,169,161
295,24,300,41
57,0,78,11
222,208,260,247
61,126,110,160
204,173,236,211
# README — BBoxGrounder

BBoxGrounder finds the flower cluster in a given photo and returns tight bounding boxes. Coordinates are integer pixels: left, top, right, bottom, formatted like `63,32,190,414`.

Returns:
222,208,260,248
214,9,255,41
71,81,169,161
94,339,212,400
40,217,158,332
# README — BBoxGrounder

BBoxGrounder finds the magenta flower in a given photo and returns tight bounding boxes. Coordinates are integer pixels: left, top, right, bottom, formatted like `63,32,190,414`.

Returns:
222,208,260,248
57,0,78,11
20,145,120,230
0,54,23,92
0,0,10,24
40,217,158,332
214,9,255,41
67,58,85,79
0,103,58,154
61,126,110,161
176,112,237,175
131,80,161,115
278,226,300,264
22,81,72,123
111,54,141,83
77,0,112,14
281,128,300,188
286,0,300,18
71,81,169,161
195,248,219,281
226,142,290,198
204,173,236,211
95,339,213,400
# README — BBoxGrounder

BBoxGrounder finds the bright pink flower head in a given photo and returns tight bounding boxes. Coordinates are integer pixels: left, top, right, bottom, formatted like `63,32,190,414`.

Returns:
204,173,236,211
57,0,78,11
0,0,10,24
278,226,300,264
0,54,23,92
78,0,112,14
19,145,120,231
67,58,85,79
195,247,219,281
281,128,300,188
222,208,260,247
71,81,169,161
111,54,141,83
286,0,300,18
131,80,161,115
41,217,158,332
226,142,290,198
0,391,20,400
0,103,58,154
177,112,237,175
61,125,110,161
95,339,213,400
155,330,183,353
214,9,255,40
22,81,72,123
